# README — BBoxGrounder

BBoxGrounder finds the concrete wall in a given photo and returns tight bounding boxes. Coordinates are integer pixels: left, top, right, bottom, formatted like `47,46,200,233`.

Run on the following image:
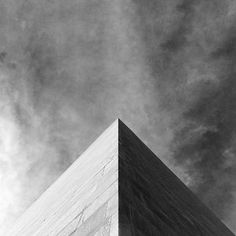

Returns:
7,121,119,236
8,119,234,236
118,120,234,236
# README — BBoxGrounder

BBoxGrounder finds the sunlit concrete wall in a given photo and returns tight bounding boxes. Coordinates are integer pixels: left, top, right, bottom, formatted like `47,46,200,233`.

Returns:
7,121,118,236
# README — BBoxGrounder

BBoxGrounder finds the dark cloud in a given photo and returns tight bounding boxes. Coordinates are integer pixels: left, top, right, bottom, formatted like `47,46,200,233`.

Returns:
0,52,7,63
161,0,196,52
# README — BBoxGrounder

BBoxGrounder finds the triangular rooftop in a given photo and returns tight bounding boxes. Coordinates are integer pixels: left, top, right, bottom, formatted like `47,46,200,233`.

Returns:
7,119,234,236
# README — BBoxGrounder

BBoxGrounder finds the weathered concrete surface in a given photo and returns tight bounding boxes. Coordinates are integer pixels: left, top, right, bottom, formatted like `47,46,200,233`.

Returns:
7,120,119,236
7,119,235,235
119,120,234,236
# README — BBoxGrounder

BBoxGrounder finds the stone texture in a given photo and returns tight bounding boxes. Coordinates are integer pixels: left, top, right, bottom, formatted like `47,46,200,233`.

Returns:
7,119,234,236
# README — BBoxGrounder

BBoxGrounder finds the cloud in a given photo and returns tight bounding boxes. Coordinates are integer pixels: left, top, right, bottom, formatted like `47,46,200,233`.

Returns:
0,0,235,234
132,0,236,230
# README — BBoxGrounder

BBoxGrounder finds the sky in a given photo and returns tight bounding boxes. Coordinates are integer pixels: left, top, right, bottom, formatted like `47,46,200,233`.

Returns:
0,0,235,234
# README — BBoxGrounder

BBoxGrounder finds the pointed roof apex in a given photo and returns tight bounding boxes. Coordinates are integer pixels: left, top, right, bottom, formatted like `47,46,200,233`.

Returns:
7,118,235,236
112,117,129,129
112,118,122,125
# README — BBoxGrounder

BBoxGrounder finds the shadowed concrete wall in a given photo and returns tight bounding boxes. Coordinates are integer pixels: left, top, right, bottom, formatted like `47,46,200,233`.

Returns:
118,120,234,236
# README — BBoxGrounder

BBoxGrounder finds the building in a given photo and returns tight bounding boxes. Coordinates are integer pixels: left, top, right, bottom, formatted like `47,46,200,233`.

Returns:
7,119,234,235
